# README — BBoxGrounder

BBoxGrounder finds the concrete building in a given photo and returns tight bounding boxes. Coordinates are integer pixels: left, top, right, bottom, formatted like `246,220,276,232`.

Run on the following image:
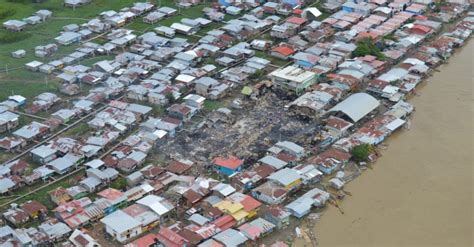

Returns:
269,66,317,95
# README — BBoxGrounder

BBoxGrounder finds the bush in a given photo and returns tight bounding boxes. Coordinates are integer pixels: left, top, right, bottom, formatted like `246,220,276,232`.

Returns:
0,7,16,20
0,31,31,44
6,0,31,3
352,144,370,162
352,38,385,60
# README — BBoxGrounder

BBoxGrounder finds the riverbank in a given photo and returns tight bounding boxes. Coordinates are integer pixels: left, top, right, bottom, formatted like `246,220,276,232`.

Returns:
304,39,473,247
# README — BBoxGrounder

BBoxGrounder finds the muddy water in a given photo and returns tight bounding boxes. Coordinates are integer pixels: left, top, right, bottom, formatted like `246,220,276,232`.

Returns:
304,41,473,247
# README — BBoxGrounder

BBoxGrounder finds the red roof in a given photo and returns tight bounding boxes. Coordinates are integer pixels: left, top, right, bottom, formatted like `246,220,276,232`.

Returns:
271,46,295,57
165,160,192,174
212,156,243,170
212,215,236,230
286,16,307,25
240,196,261,212
292,9,303,15
156,228,187,247
410,24,432,34
97,188,124,201
415,15,428,20
125,233,156,247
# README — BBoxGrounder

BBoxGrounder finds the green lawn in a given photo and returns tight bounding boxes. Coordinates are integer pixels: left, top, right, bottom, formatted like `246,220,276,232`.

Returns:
0,0,218,102
62,122,90,137
203,99,225,111
254,50,288,67
1,170,84,210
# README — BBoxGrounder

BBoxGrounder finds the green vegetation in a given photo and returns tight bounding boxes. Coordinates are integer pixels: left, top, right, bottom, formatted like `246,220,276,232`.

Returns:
255,50,288,67
383,33,398,42
203,100,224,111
249,69,265,80
0,6,16,19
352,38,385,60
0,80,58,100
110,177,127,190
352,144,370,162
0,31,32,44
165,92,176,104
2,170,84,210
63,122,90,137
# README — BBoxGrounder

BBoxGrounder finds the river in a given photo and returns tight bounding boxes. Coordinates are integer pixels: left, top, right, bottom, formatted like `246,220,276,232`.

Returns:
295,40,473,247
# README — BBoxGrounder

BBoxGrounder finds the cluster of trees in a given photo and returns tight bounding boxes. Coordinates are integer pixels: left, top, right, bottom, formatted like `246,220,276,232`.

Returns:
352,38,385,61
0,31,31,44
0,6,16,20
351,144,370,162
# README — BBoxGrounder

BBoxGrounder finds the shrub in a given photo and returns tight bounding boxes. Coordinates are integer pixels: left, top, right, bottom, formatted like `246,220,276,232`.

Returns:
352,38,385,60
352,144,370,162
0,31,31,44
0,7,16,20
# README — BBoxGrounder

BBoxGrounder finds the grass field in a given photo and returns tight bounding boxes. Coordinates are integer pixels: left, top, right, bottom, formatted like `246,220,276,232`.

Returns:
0,0,218,101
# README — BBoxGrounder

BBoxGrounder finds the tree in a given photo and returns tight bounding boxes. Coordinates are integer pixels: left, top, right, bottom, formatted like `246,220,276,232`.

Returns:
165,92,176,104
352,38,385,61
352,144,370,162
110,177,127,190
249,69,264,80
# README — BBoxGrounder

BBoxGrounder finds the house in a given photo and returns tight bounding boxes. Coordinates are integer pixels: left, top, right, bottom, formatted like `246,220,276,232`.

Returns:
137,195,175,223
267,168,301,190
274,141,305,159
238,218,275,241
0,111,19,133
69,229,100,247
30,145,57,164
49,187,72,205
213,229,248,247
156,227,188,247
212,155,244,176
270,46,295,60
270,66,317,95
157,6,178,16
36,9,53,21
3,20,27,31
292,52,320,68
285,188,330,218
228,192,262,219
38,220,72,241
310,148,351,174
261,205,291,230
66,185,87,200
252,182,288,205
258,156,288,171
21,200,47,219
13,121,50,143
55,32,82,45
171,23,195,35
48,154,82,175
11,49,26,58
263,2,279,14
127,171,144,187
226,6,242,16
143,11,166,24
325,116,353,140
0,178,15,194
64,0,91,8
155,26,176,37
167,103,197,122
183,94,206,110
165,159,193,175
3,207,29,226
101,209,142,243
271,24,297,39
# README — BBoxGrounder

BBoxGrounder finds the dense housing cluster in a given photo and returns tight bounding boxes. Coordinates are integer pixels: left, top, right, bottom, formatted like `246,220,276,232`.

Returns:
0,0,473,246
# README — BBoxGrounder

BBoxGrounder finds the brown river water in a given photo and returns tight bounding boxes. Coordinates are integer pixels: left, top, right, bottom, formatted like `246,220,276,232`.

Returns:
295,40,473,247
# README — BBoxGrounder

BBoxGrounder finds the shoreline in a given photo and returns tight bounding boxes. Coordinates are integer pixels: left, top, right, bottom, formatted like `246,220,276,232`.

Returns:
272,14,474,247
298,34,473,247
